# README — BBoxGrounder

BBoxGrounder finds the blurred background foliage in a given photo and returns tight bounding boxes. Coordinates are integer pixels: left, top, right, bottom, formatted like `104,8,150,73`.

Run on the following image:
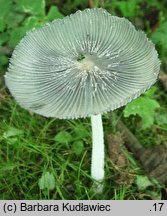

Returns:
0,0,167,200
1,0,167,66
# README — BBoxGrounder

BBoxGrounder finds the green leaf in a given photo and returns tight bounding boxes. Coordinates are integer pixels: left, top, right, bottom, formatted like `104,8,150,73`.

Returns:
144,86,157,98
23,16,43,29
9,16,43,47
0,0,12,18
124,96,160,128
47,6,63,21
54,131,73,144
136,175,153,190
9,27,26,47
5,12,25,29
73,0,88,7
38,171,55,191
115,0,139,17
151,20,167,51
73,124,88,139
0,32,9,45
17,0,45,17
0,18,6,32
155,111,167,126
0,55,8,66
72,141,84,155
3,127,24,139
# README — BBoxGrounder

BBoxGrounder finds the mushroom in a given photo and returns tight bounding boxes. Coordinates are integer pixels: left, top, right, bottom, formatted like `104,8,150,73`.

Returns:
5,8,160,192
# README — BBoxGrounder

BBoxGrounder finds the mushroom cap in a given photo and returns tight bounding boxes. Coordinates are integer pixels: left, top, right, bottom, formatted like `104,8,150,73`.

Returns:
5,8,160,119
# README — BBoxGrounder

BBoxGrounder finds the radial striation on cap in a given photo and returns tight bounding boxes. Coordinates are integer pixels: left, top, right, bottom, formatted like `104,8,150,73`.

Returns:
5,8,160,119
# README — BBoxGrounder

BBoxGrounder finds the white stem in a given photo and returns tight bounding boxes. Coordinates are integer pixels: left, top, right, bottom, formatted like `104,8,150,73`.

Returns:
91,114,104,183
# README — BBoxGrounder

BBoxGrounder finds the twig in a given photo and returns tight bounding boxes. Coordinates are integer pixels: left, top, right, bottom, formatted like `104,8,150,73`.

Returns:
89,0,94,8
88,0,104,8
116,120,145,157
116,120,167,184
159,71,167,90
100,0,104,7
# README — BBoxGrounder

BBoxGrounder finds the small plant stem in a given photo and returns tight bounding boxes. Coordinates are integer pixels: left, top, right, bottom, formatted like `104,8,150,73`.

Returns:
91,114,104,190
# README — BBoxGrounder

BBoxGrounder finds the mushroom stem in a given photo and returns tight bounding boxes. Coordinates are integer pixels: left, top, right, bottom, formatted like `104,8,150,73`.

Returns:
91,114,104,191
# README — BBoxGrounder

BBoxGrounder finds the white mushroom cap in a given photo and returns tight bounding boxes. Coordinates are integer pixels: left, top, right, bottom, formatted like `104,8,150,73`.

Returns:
5,8,160,119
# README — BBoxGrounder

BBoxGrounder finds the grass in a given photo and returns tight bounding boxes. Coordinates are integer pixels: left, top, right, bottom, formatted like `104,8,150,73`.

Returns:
0,89,163,200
